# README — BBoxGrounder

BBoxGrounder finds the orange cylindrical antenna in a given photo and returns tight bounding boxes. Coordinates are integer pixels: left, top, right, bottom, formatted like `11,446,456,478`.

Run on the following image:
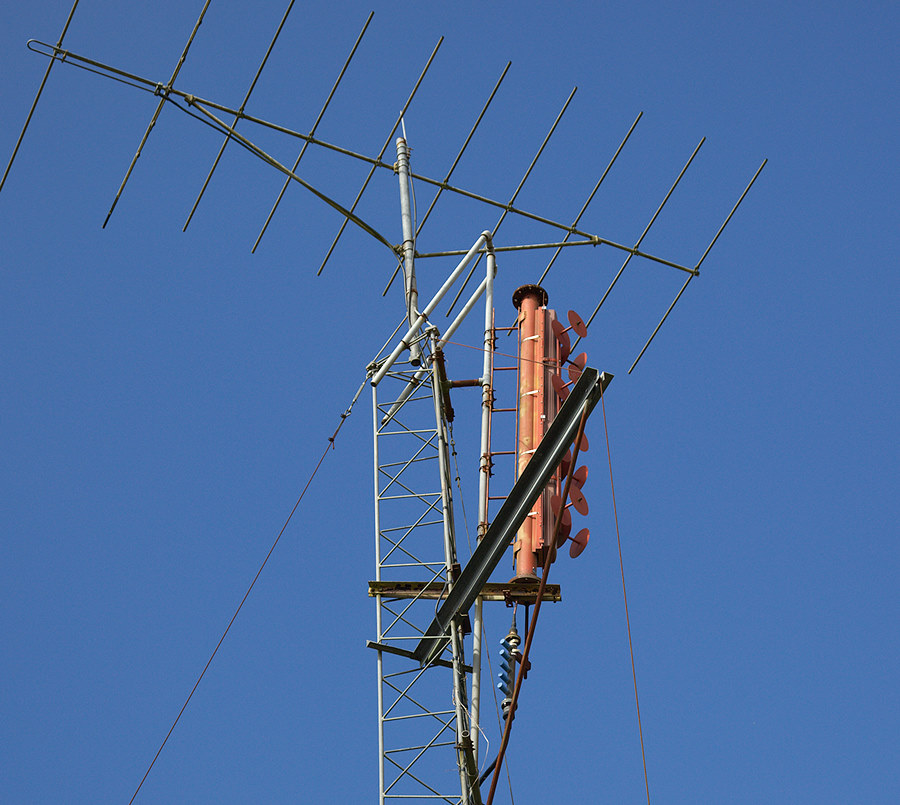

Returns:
512,284,548,579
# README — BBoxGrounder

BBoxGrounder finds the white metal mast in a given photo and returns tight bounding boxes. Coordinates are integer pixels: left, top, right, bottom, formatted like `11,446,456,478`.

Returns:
369,210,497,802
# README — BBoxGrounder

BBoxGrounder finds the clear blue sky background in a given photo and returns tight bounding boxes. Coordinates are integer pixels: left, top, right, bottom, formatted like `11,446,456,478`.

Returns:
2,1,897,803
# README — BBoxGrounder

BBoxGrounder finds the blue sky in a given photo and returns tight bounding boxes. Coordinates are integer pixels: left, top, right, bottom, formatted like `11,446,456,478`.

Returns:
2,1,897,803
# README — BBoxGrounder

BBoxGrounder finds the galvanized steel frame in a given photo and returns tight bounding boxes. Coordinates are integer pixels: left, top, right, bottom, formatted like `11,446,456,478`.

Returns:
372,341,474,805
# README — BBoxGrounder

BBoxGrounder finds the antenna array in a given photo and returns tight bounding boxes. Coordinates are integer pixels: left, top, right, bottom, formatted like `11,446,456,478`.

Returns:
3,3,765,803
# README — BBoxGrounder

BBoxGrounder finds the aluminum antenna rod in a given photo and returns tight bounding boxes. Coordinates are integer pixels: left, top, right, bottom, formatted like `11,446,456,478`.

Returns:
571,136,707,352
415,62,511,241
0,0,80,195
446,86,578,316
183,0,296,231
536,110,643,285
102,0,213,228
251,11,373,253
315,37,444,277
382,61,512,298
628,157,768,373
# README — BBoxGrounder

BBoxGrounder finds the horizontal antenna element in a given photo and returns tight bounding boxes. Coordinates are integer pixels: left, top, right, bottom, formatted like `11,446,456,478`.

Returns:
183,0,297,232
0,0,81,195
103,0,213,228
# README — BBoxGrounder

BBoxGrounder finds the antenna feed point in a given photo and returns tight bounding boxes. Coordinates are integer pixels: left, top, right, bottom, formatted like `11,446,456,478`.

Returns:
512,284,548,310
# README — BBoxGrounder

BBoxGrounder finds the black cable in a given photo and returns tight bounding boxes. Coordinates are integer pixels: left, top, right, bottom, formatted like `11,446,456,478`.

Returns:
128,380,364,803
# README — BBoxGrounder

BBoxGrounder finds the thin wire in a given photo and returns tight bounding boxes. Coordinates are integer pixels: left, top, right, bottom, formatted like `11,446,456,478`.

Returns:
599,384,651,804
484,406,589,805
447,424,515,803
447,423,472,555
440,337,557,371
127,381,364,804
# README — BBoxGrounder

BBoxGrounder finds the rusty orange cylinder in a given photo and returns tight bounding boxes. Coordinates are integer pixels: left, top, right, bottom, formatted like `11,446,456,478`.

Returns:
512,284,548,579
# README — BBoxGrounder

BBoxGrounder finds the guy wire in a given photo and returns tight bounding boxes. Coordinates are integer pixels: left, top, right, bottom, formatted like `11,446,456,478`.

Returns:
600,378,651,803
127,377,366,804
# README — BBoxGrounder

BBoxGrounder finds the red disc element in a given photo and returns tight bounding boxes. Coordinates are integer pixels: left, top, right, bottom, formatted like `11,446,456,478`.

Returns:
551,373,570,401
568,310,588,338
572,465,588,487
559,451,571,480
569,527,590,558
557,509,572,546
567,351,587,384
551,319,571,362
573,432,589,453
569,484,589,516
550,494,563,515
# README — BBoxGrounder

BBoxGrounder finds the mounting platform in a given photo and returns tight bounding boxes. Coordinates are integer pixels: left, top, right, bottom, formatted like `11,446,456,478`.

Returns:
368,580,562,604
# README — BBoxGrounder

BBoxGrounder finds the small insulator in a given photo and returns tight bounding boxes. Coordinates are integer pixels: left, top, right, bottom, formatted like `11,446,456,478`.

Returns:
505,622,520,654
497,638,513,699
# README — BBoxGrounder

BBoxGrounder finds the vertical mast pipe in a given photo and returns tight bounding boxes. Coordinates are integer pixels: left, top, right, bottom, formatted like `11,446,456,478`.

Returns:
471,242,496,761
371,232,488,386
372,381,386,805
395,137,421,365
429,331,471,804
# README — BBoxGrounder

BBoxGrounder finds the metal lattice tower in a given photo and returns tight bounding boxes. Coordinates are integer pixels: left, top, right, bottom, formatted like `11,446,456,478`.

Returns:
371,347,473,802
367,232,496,803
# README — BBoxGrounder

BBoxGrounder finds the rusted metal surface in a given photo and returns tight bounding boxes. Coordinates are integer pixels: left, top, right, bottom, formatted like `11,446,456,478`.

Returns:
368,580,561,603
512,285,545,578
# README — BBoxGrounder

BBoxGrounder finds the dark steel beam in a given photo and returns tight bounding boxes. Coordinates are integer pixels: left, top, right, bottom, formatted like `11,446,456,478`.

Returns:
411,367,612,666
368,580,562,603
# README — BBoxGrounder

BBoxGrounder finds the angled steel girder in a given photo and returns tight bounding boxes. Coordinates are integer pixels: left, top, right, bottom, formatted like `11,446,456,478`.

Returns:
412,367,613,666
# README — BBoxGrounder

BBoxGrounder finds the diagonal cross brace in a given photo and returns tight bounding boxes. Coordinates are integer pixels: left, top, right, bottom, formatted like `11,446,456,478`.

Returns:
412,367,612,666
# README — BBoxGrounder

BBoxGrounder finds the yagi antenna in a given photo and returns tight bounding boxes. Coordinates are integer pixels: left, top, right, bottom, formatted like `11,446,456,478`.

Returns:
5,13,765,375
4,10,764,374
